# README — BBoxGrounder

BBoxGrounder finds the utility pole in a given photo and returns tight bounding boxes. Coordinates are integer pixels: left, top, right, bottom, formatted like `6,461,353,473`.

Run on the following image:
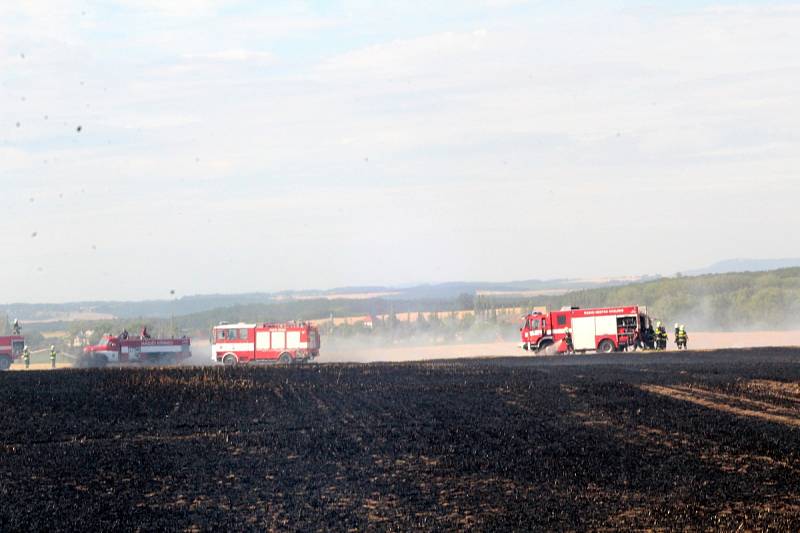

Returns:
170,289,176,337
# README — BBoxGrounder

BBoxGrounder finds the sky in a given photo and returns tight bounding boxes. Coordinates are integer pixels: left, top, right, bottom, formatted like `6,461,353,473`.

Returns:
1,0,799,303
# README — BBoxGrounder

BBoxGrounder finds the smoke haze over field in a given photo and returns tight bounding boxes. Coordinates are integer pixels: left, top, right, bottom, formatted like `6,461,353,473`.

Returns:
2,1,799,302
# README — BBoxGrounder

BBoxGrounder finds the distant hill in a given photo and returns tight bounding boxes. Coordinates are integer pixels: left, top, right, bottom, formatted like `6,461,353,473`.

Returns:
685,258,800,276
533,267,800,330
17,268,800,334
1,276,649,322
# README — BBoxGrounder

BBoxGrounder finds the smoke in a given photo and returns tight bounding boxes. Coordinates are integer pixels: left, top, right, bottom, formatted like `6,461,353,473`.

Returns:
319,323,519,363
181,338,216,366
537,342,561,356
659,294,800,333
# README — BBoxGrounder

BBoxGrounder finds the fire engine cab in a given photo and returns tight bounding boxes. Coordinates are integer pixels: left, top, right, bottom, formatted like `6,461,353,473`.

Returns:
520,306,652,354
0,335,25,370
211,322,320,365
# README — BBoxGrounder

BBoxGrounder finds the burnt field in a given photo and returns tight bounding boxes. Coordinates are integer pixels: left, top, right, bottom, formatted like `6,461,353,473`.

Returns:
2,348,800,530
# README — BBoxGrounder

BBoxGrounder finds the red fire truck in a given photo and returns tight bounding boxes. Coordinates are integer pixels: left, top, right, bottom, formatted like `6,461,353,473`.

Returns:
82,335,191,366
211,322,320,365
520,306,653,354
0,335,25,370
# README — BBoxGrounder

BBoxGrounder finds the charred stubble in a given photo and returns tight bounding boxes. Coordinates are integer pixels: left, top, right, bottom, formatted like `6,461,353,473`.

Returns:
1,348,800,530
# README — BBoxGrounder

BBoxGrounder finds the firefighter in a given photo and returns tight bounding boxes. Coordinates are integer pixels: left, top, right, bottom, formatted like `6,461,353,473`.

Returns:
652,321,661,350
12,319,20,335
643,324,655,350
658,324,668,350
676,325,688,350
674,323,679,338
50,345,57,369
141,326,150,339
564,328,574,354
22,346,30,369
120,329,129,340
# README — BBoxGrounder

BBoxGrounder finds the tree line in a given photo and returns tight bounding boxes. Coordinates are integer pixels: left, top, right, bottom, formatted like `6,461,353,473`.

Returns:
17,268,800,351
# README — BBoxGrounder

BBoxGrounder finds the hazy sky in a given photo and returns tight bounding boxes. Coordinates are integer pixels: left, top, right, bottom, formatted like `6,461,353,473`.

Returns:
1,1,799,302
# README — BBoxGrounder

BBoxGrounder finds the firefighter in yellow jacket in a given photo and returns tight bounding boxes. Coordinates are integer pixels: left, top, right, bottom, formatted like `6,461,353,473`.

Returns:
676,325,688,350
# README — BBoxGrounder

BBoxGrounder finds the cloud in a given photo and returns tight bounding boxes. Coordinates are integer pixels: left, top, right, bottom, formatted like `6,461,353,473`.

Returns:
183,49,275,63
108,0,237,17
1,2,799,300
319,29,491,78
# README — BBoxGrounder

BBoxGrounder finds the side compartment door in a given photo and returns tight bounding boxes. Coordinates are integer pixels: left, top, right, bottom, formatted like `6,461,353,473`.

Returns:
11,340,24,357
239,328,255,361
127,346,141,363
595,316,618,347
571,317,596,351
255,330,271,360
287,330,302,351
270,331,286,359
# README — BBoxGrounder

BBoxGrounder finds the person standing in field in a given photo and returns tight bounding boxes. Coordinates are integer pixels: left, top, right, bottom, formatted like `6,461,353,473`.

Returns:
676,325,688,350
12,319,21,335
564,328,574,354
643,324,655,350
658,324,668,350
50,345,57,369
653,321,663,350
23,346,30,369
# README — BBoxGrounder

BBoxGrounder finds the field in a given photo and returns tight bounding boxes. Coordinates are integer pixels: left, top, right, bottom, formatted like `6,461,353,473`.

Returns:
321,330,800,363
2,348,800,530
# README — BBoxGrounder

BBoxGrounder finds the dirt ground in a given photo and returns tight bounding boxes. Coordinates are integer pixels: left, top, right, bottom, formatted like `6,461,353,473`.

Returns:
9,362,74,370
11,331,798,369
320,330,800,363
1,347,800,530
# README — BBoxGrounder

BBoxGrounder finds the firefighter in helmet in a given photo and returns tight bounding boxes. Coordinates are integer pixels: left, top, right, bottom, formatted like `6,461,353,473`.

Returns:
653,321,661,350
676,325,688,350
22,345,30,369
659,324,668,350
643,322,655,350
564,328,574,354
49,345,57,369
653,321,665,350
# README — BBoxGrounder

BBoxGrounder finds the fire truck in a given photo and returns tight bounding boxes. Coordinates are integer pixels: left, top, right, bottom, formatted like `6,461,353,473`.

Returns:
82,335,191,366
520,306,653,354
211,322,320,365
0,335,25,370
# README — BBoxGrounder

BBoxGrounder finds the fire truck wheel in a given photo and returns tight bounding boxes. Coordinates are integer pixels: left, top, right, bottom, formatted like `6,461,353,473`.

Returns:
598,339,616,353
278,353,292,365
0,356,10,371
222,354,237,366
536,340,553,355
94,354,109,368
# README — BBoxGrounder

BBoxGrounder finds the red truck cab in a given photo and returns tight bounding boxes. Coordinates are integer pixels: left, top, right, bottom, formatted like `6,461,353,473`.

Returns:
0,335,25,370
